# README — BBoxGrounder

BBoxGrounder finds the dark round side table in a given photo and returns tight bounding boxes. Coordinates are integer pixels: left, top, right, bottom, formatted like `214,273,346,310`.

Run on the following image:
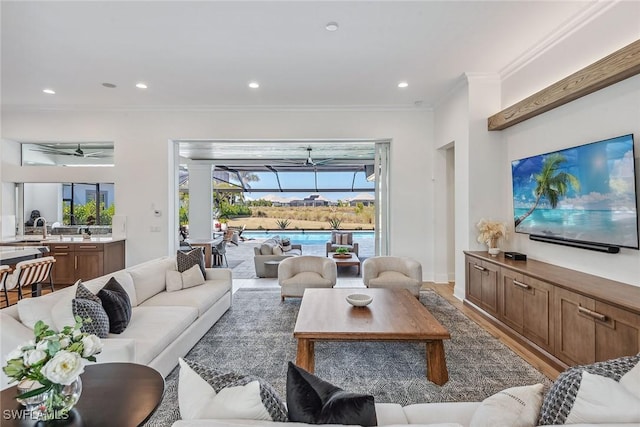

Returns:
1,362,165,426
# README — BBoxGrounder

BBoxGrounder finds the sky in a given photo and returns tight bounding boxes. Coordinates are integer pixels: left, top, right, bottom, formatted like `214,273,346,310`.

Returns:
234,170,374,202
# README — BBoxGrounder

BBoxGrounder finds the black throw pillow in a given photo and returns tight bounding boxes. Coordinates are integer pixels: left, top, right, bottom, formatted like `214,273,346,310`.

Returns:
177,248,206,277
286,362,377,426
97,276,132,334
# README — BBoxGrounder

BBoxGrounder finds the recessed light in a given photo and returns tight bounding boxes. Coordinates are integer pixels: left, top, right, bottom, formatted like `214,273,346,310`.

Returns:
102,82,117,88
248,82,260,89
43,89,55,95
136,82,148,89
398,82,409,88
325,22,339,32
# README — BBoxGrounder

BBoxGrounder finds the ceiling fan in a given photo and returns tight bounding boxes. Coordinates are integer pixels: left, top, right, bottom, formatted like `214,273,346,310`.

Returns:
281,147,333,167
29,144,111,158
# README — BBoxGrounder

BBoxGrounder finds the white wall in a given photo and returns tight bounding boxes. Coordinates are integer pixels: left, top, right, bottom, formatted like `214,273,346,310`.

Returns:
503,74,640,286
23,183,61,225
1,109,435,273
496,1,640,287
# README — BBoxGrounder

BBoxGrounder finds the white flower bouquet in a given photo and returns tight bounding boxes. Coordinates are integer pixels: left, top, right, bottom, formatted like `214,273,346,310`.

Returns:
3,317,102,420
476,219,508,249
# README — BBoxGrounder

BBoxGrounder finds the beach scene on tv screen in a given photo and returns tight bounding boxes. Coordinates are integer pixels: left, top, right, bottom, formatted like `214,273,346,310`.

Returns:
512,134,639,249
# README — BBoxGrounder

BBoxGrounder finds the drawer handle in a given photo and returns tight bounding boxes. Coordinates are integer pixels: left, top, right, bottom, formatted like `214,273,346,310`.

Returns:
54,252,69,256
75,256,78,269
54,246,70,249
473,264,487,272
79,245,97,249
578,306,607,322
512,280,530,290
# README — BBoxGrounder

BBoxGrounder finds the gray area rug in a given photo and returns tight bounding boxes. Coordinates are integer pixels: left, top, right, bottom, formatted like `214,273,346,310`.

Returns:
145,289,552,426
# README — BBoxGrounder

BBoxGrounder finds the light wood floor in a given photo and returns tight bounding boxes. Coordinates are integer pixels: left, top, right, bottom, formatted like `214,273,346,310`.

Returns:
425,282,562,380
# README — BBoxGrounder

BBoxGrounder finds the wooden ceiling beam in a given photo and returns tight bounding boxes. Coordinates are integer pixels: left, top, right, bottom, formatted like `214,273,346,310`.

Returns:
488,39,640,131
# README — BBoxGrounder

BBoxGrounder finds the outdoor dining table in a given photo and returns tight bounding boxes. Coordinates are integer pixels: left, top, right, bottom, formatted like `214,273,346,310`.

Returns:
186,237,224,268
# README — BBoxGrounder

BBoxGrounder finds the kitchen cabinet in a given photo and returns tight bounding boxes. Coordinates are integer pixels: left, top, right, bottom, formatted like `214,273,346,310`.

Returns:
46,240,125,285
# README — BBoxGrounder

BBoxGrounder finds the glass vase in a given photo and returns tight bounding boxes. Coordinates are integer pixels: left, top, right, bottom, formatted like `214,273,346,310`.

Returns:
25,377,82,421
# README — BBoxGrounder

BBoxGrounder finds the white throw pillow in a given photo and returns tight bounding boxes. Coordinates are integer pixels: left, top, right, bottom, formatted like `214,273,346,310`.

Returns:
564,371,640,424
470,383,544,427
539,354,640,425
166,265,205,292
178,358,286,421
166,270,184,292
182,264,205,289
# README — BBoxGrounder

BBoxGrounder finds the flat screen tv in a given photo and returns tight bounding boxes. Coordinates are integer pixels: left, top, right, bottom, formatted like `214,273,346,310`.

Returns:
512,134,639,250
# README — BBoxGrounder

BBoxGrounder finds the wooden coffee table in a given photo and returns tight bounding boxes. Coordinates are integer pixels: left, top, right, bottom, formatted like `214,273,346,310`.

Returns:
328,252,361,275
1,363,164,426
293,288,451,385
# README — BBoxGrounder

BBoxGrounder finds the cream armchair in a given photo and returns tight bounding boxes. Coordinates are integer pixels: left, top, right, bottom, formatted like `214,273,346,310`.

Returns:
325,230,359,256
278,256,337,301
362,256,422,297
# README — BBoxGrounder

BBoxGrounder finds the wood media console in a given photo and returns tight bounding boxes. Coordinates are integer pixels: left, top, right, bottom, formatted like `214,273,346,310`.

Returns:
464,251,640,372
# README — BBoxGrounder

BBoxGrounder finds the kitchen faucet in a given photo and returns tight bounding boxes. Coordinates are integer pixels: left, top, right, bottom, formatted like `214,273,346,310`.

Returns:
34,217,47,238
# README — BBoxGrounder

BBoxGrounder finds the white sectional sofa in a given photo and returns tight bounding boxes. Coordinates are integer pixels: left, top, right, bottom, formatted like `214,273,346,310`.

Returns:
170,402,631,427
1,256,233,389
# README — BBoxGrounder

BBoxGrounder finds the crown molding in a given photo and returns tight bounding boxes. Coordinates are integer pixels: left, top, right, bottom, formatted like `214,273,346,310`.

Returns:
1,103,433,114
499,1,617,80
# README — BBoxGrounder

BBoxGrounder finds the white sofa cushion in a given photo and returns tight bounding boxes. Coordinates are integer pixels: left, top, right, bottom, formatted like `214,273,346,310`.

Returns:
369,271,419,286
113,305,197,364
0,310,35,388
17,285,74,329
84,270,137,307
128,257,176,304
142,280,232,316
470,383,544,427
403,402,480,426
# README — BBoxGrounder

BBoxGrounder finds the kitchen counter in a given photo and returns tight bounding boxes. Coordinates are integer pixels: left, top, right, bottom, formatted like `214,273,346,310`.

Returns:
1,235,126,244
0,246,49,265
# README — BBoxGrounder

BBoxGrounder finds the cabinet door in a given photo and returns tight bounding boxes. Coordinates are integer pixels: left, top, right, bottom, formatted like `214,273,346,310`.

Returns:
47,244,75,286
595,301,640,362
466,257,484,307
555,287,595,365
523,277,554,352
75,251,104,282
500,269,525,332
480,262,499,316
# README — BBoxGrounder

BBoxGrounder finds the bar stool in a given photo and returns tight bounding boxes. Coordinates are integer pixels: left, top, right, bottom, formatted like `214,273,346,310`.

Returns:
0,265,12,307
4,256,56,301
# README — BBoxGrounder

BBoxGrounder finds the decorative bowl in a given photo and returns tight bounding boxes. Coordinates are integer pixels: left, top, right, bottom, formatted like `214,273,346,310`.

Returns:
346,293,373,307
333,253,352,259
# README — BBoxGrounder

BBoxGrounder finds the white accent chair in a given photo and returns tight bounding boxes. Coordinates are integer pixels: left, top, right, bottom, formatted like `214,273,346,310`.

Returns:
277,256,337,301
362,256,422,297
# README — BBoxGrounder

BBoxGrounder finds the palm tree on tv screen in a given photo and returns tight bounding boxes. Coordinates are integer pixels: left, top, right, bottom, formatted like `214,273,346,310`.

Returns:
515,153,580,227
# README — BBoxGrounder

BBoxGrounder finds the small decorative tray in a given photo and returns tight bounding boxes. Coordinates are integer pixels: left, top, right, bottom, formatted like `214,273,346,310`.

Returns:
333,253,352,259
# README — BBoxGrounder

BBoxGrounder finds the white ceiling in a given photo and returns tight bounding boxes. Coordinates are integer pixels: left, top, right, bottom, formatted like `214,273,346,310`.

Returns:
1,0,597,109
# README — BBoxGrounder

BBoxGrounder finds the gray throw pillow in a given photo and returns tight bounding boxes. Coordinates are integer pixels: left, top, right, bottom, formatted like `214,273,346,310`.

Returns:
72,282,109,338
177,248,206,276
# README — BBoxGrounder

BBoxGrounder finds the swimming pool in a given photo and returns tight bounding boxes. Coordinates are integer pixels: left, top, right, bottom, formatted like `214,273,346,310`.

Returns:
242,230,374,245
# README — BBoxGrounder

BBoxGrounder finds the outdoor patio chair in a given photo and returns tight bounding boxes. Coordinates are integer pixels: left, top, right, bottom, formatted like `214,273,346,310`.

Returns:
278,255,336,301
4,256,56,301
326,230,359,256
212,240,228,267
362,256,422,297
